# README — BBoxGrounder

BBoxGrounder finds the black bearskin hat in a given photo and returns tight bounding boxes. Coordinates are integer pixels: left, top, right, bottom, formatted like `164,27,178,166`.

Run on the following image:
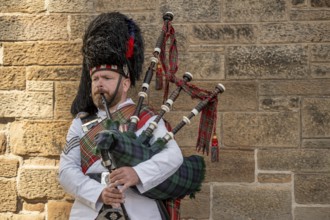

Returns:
71,12,144,116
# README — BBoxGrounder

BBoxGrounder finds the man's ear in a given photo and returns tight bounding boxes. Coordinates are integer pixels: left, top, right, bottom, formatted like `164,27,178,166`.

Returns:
123,77,131,93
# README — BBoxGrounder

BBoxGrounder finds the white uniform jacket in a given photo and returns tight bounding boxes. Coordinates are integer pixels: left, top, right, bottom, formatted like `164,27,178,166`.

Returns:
59,99,183,220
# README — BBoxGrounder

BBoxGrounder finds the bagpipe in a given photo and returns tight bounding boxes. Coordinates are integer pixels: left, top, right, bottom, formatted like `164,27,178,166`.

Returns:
94,10,225,205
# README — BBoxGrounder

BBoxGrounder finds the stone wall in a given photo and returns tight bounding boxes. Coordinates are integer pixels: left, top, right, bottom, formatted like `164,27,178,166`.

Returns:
0,0,330,219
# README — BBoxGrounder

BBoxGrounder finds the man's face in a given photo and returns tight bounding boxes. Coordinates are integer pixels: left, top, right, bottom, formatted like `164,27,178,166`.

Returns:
91,70,130,110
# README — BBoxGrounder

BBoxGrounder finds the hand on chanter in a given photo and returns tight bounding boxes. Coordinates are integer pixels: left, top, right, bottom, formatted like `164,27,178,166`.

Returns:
109,167,140,193
100,182,124,207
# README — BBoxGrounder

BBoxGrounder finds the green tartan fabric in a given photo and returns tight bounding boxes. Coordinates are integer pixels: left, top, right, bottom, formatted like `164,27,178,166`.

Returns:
95,122,206,200
80,104,152,173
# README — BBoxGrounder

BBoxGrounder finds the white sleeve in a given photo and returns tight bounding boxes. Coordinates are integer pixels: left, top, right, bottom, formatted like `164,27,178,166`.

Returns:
133,116,183,193
58,118,104,211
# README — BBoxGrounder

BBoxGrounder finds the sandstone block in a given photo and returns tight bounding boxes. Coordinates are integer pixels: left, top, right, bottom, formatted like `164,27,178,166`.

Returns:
180,185,210,219
0,15,68,41
311,0,330,7
258,149,330,172
311,44,330,62
27,66,81,81
295,207,330,220
0,67,26,90
23,202,45,212
0,91,53,119
0,132,6,154
0,0,44,13
10,120,70,156
55,81,79,120
311,63,330,78
70,15,97,40
260,96,300,112
223,0,287,22
179,52,224,80
27,81,53,91
226,45,308,79
18,168,65,199
0,157,19,177
259,22,330,43
213,184,292,220
96,0,156,11
3,42,82,65
0,214,44,220
223,112,299,147
204,149,255,183
290,9,330,21
47,200,73,220
302,139,330,148
302,98,330,138
0,179,17,212
259,80,330,96
258,173,292,183
292,0,307,7
160,0,220,22
48,0,94,12
190,24,257,44
295,173,330,204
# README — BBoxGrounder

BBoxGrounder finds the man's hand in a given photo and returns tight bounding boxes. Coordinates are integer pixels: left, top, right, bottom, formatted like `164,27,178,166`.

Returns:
100,183,124,207
109,167,140,192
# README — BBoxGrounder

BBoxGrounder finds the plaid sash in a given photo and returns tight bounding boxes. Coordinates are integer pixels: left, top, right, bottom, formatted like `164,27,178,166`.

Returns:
80,104,153,173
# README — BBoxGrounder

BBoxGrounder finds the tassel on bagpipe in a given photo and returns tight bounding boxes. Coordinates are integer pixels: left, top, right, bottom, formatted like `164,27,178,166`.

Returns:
95,84,225,200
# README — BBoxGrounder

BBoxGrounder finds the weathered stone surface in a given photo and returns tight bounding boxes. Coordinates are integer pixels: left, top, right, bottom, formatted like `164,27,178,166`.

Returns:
0,132,6,154
179,52,224,80
0,92,53,119
311,63,330,78
24,158,59,167
70,15,97,40
295,173,330,204
0,213,44,220
258,149,330,172
3,42,82,65
223,112,299,147
0,157,19,177
0,0,45,13
23,202,45,212
18,168,65,199
311,44,330,62
260,96,300,112
10,120,70,156
190,24,257,44
55,81,79,120
160,0,220,22
213,184,292,220
48,0,95,12
260,80,330,96
48,200,72,220
181,185,210,219
295,207,330,220
311,0,330,7
259,22,330,43
226,45,308,79
205,149,255,183
27,81,53,92
0,44,3,65
0,67,26,90
302,98,330,138
290,9,330,20
292,0,307,6
302,139,330,148
223,0,287,22
0,179,17,212
96,0,156,11
27,66,81,81
258,173,292,183
0,15,68,41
